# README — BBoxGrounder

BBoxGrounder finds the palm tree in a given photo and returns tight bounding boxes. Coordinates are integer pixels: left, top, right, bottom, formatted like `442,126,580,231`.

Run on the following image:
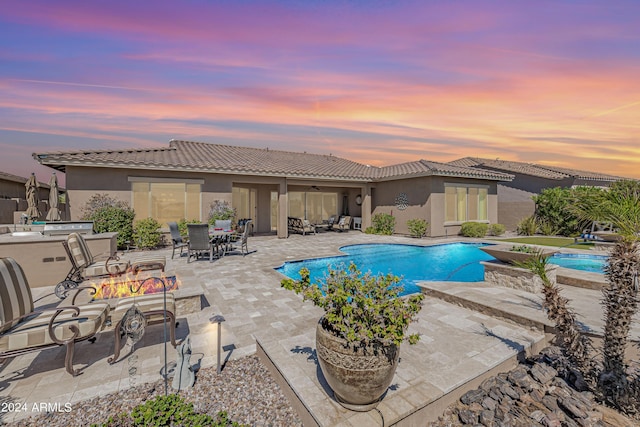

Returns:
517,253,594,382
571,180,640,413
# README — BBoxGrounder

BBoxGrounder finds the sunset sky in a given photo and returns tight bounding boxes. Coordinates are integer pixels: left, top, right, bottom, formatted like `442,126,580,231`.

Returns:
2,0,639,187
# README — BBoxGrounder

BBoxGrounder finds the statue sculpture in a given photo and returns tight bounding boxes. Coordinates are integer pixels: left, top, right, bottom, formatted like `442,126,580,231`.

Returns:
172,336,195,390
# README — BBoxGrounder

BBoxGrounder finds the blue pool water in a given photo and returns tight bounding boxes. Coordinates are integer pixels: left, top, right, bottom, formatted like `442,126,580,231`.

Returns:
548,253,607,274
275,242,495,295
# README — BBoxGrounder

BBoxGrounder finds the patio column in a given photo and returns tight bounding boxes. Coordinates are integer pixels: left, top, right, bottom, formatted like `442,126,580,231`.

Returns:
361,185,372,230
278,178,288,238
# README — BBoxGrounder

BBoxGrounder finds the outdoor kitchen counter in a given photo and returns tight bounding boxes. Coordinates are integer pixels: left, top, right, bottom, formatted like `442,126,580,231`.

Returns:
0,232,117,288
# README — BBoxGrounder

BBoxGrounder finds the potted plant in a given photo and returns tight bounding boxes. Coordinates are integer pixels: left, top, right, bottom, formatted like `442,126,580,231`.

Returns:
479,244,557,265
281,263,424,411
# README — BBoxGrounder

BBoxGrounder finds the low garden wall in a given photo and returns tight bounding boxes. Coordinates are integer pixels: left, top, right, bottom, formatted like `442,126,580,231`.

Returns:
481,260,557,293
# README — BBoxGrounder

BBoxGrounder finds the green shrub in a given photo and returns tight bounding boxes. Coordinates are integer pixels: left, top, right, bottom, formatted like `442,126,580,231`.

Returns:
80,194,135,249
537,219,558,236
364,226,376,234
510,244,536,253
488,223,506,236
133,218,162,249
177,218,199,238
516,215,538,236
80,193,129,219
370,213,395,235
93,394,242,426
281,263,424,348
407,218,428,238
533,186,603,236
459,222,488,238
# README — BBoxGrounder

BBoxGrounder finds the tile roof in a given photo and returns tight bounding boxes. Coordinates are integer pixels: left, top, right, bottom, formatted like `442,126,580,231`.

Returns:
34,140,512,182
35,140,374,181
449,157,624,182
377,160,512,181
0,171,51,188
0,170,32,184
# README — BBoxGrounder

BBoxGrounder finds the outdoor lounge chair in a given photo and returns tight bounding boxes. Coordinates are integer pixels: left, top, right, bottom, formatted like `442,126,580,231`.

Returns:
187,224,215,262
59,233,166,293
575,221,622,244
336,216,352,232
168,221,188,259
0,257,110,376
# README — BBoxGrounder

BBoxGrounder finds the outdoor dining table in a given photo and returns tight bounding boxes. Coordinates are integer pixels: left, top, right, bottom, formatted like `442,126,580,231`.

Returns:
208,228,236,257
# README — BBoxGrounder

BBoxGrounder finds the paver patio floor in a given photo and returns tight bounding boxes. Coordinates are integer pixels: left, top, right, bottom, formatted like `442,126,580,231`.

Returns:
0,232,614,425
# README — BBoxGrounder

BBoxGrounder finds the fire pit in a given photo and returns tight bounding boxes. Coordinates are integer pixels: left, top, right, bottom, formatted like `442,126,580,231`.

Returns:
91,274,180,300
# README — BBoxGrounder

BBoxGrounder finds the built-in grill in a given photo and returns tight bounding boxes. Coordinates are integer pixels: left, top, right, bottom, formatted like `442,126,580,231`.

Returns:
43,221,94,236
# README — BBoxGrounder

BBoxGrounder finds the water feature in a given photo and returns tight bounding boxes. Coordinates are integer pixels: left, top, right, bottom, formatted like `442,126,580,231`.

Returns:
548,253,607,274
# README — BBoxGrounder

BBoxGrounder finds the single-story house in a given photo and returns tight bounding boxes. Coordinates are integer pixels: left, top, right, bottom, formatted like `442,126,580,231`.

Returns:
34,140,513,237
449,157,626,231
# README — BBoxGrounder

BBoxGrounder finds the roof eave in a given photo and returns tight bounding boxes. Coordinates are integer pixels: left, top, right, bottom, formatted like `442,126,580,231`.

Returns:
373,170,513,182
34,160,372,182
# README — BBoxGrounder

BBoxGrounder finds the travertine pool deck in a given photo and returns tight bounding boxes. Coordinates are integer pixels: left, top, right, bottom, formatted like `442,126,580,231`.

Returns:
0,233,622,425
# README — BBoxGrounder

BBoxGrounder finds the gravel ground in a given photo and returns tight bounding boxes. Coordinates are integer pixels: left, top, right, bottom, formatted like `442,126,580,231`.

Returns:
4,355,302,427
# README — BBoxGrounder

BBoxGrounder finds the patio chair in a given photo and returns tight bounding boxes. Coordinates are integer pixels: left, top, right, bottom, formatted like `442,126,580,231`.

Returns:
187,224,215,262
227,219,252,256
0,257,110,376
168,221,188,259
59,233,166,293
214,219,232,231
336,216,352,232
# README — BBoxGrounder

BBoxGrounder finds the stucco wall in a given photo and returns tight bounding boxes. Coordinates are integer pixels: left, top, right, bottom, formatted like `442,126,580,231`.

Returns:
0,199,18,223
430,176,499,237
371,178,431,235
369,176,501,237
65,166,236,222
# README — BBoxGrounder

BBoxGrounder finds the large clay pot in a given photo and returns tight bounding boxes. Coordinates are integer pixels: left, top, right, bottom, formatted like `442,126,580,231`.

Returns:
315,319,399,411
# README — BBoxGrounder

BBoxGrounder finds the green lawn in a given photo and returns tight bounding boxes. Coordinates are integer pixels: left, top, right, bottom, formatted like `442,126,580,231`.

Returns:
489,236,594,250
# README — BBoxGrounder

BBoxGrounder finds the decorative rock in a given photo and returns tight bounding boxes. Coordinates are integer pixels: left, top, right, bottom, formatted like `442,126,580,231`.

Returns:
461,388,486,405
494,403,510,421
480,376,500,391
542,395,560,412
500,383,520,400
530,409,546,423
542,412,563,427
425,346,636,427
531,388,546,402
489,386,503,402
559,397,588,419
530,362,558,384
480,409,495,426
6,355,302,427
508,366,533,391
458,408,479,425
482,396,497,411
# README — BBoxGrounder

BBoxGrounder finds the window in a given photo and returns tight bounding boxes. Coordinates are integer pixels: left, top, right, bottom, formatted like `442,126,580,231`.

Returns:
232,187,256,222
130,178,202,226
288,191,337,223
445,184,488,222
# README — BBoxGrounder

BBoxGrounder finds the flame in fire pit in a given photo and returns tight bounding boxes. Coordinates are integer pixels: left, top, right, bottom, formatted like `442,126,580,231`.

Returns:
91,273,180,300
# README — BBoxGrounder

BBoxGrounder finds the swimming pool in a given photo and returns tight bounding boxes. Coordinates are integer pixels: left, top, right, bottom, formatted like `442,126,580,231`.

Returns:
548,253,607,274
275,242,495,295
